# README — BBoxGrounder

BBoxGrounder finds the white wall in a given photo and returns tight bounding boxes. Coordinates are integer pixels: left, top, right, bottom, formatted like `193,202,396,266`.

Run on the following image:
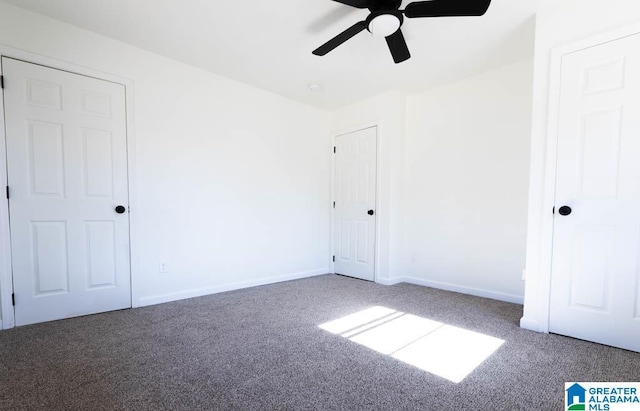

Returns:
0,1,331,325
402,60,533,303
330,60,534,304
521,0,640,331
331,91,407,282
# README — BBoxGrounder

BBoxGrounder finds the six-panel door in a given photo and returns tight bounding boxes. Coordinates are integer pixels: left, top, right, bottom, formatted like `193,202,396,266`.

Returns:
334,127,377,281
549,34,640,352
3,57,131,326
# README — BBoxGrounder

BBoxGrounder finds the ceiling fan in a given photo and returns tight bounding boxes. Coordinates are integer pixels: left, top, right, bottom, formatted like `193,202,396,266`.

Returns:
312,0,492,64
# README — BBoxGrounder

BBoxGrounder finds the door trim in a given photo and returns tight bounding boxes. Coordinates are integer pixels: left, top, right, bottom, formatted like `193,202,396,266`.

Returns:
330,123,380,282
0,46,140,329
521,22,640,333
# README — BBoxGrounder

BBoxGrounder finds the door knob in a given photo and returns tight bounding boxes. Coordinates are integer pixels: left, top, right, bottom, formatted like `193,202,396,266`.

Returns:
115,205,126,214
558,206,572,216
368,210,375,216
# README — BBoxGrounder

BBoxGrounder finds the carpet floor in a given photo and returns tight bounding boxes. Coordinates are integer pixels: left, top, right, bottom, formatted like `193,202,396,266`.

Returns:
0,274,638,410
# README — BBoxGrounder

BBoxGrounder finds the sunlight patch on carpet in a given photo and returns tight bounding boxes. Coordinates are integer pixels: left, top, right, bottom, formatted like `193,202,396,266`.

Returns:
319,306,504,383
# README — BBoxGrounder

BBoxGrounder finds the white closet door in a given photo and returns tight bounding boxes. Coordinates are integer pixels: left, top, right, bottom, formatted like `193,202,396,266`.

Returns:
3,57,131,326
549,34,640,352
334,127,377,281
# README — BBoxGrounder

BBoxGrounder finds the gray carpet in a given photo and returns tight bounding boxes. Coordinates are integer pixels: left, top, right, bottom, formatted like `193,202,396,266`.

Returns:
0,274,638,410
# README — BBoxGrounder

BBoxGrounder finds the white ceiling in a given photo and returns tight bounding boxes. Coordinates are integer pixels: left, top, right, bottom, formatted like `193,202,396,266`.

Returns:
3,0,554,110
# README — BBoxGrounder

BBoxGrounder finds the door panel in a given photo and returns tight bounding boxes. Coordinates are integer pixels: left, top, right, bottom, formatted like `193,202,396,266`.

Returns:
579,108,622,197
569,226,613,310
85,221,117,289
3,57,131,326
28,120,65,196
334,127,377,281
32,221,69,295
83,128,115,198
549,34,640,352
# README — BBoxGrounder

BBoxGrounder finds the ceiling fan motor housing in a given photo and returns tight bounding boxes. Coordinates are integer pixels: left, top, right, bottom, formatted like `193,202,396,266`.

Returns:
366,10,404,37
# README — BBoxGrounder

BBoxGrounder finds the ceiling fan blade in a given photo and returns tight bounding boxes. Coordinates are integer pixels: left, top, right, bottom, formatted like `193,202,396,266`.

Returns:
386,29,411,64
331,0,370,8
313,21,367,56
404,0,491,18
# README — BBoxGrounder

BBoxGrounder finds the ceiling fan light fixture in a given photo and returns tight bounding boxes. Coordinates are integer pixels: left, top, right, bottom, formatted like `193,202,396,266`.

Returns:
313,0,492,64
368,14,401,37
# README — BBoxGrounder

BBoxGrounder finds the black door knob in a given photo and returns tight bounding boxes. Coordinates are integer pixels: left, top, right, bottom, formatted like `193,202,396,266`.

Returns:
115,205,126,214
368,210,375,216
558,206,572,216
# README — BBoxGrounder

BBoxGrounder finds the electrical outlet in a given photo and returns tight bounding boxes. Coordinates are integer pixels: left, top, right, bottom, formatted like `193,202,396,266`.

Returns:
159,262,168,273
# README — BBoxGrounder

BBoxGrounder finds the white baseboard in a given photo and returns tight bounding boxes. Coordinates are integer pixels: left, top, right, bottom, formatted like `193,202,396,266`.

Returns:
519,317,545,332
376,276,524,305
375,277,403,286
138,268,329,307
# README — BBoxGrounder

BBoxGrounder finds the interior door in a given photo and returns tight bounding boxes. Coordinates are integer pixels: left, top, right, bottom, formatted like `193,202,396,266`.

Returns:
549,34,640,352
3,57,131,326
334,126,377,281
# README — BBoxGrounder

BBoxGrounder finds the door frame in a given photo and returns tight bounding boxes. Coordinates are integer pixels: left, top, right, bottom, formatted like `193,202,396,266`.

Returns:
330,123,380,282
0,46,140,329
522,22,640,333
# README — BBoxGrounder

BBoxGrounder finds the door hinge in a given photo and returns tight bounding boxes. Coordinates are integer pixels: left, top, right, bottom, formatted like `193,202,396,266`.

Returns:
333,146,336,154
552,206,555,215
0,75,4,89
5,186,8,200
332,255,335,262
333,201,335,208
12,293,15,306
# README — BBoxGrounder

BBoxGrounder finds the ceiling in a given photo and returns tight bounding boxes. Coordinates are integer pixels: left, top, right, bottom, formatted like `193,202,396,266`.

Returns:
2,0,555,110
